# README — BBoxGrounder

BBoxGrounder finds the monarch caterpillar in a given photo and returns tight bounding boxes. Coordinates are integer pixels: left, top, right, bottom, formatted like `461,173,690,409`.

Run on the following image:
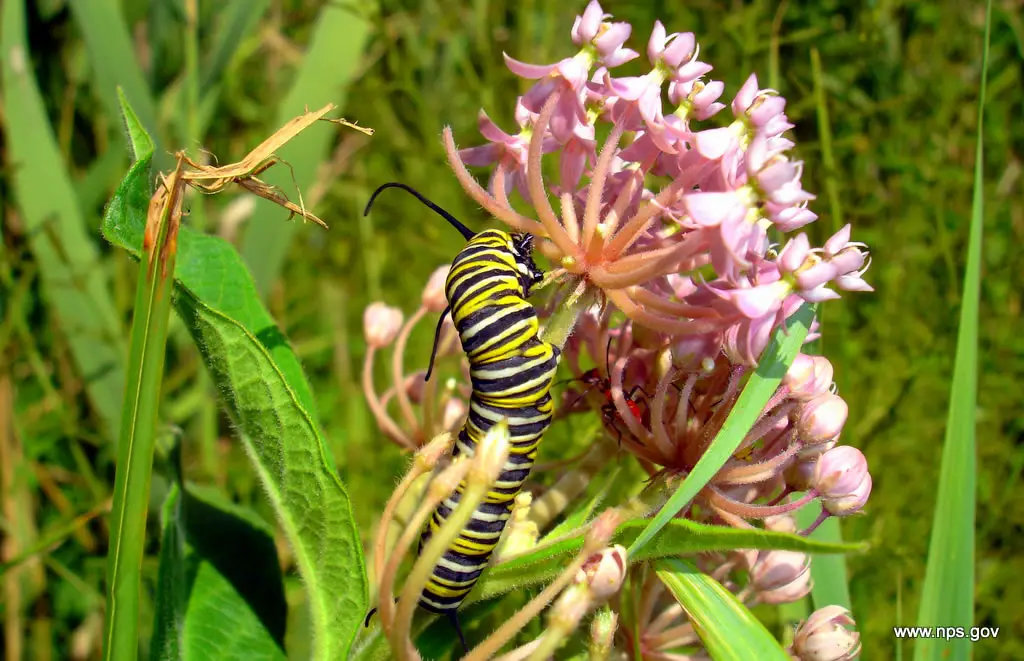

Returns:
363,182,561,646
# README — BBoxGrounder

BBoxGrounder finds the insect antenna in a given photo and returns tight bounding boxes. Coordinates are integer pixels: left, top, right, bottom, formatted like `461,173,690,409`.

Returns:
425,304,452,382
363,182,476,240
448,611,469,654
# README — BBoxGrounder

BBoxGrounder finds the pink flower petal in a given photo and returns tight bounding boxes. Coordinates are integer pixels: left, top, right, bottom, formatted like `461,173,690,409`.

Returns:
732,73,760,115
503,52,557,79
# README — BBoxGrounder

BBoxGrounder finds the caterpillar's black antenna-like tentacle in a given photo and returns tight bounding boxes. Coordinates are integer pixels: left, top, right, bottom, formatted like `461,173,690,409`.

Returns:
363,607,378,628
425,304,452,382
448,612,469,653
364,182,475,241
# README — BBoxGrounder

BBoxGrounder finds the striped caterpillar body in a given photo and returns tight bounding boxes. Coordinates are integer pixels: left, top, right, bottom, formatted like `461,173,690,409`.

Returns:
418,228,561,613
363,183,561,633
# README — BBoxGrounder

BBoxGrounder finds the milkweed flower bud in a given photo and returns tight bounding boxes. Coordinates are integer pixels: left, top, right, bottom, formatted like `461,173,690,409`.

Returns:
784,456,818,492
791,605,861,661
416,432,454,469
421,266,450,312
589,609,617,661
751,550,812,604
785,354,834,399
471,419,511,484
764,513,798,534
442,397,467,431
403,371,427,403
813,446,872,516
671,331,721,371
363,302,403,348
576,545,627,601
796,393,848,445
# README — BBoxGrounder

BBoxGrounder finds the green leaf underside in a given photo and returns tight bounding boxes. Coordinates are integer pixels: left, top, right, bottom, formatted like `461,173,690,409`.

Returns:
655,557,791,660
628,303,816,557
473,517,863,604
151,483,287,661
102,157,367,660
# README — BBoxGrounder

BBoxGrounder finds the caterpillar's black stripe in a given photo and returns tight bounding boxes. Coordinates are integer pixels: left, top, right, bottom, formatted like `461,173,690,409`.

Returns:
364,183,560,624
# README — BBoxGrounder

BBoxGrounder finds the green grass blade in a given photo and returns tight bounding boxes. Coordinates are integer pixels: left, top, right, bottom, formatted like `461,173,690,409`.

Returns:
150,480,287,661
68,0,159,146
201,0,271,93
239,3,372,296
102,159,367,661
655,557,790,660
1,0,126,440
102,154,181,660
628,304,816,556
912,2,990,659
474,517,862,604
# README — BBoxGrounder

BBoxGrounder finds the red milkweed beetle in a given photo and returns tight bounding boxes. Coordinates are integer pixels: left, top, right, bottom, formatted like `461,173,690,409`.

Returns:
564,337,652,445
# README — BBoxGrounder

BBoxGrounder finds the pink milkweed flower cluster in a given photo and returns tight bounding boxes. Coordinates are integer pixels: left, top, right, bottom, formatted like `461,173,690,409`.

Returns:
445,1,871,345
363,3,872,657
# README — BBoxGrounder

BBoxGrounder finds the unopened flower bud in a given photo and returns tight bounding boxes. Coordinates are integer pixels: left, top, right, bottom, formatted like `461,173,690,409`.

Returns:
796,393,848,445
797,438,836,461
442,397,467,431
576,545,627,601
422,266,450,313
784,457,818,491
751,550,812,604
813,445,870,516
585,508,623,551
589,609,617,661
791,605,861,661
415,432,454,470
497,492,539,559
764,513,798,534
470,419,511,484
671,331,721,371
785,354,834,399
363,302,403,348
404,371,427,403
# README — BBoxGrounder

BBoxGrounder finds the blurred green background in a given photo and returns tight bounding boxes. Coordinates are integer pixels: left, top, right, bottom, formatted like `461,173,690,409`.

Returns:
1,0,1020,659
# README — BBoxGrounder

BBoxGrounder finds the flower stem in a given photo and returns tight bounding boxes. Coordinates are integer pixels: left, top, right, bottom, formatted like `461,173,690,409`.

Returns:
539,282,595,351
393,480,489,656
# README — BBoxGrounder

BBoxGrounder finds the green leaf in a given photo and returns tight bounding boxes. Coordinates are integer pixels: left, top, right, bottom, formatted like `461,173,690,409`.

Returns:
628,303,816,556
239,2,372,296
473,517,862,604
118,88,155,164
102,158,367,661
103,153,180,658
655,557,790,660
1,0,126,440
913,3,989,660
150,481,287,661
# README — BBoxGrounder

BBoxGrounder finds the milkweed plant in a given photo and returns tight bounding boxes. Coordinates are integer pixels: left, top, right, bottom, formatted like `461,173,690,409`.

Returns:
363,2,872,659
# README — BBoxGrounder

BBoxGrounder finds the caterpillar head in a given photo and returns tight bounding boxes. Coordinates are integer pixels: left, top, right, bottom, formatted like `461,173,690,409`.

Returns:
510,233,544,297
